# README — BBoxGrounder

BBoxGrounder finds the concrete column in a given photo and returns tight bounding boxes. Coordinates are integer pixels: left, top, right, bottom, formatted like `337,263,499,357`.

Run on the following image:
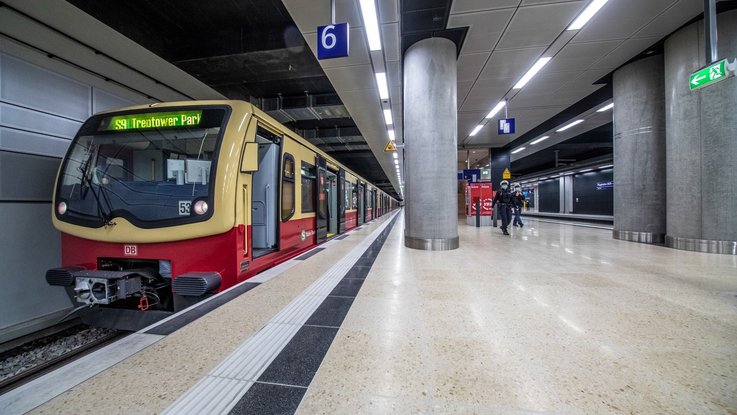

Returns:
612,55,666,243
403,38,459,250
664,10,737,254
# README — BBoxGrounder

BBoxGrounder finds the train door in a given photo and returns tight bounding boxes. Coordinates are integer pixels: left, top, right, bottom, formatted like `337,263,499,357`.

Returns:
316,156,328,243
337,168,346,233
327,171,338,237
251,128,279,258
357,183,364,225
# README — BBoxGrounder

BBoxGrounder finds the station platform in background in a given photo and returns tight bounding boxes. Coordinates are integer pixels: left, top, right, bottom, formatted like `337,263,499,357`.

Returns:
4,210,736,414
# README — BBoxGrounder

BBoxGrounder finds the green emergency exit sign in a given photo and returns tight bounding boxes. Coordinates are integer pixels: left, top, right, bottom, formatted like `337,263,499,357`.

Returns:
689,59,733,90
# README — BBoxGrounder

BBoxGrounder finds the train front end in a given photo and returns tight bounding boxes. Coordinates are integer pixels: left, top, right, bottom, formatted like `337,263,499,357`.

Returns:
46,101,248,329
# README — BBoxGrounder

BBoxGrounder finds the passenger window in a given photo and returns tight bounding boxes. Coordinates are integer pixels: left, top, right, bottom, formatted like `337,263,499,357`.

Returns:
301,162,316,213
282,154,296,221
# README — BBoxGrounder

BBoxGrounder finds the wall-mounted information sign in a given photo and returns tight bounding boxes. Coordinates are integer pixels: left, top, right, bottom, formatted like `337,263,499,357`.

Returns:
99,111,202,131
317,23,349,60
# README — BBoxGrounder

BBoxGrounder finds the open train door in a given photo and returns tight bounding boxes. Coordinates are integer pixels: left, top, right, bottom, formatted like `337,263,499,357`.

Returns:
316,155,328,243
338,168,346,233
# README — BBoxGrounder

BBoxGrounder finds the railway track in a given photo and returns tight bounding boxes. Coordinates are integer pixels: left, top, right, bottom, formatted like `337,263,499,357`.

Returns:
0,326,127,395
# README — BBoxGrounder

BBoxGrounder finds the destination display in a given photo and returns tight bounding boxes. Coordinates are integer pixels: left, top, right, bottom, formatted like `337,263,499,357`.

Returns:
99,111,202,131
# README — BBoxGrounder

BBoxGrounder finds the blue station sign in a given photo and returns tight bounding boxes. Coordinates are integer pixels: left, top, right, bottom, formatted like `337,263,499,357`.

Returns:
317,23,349,60
498,118,515,135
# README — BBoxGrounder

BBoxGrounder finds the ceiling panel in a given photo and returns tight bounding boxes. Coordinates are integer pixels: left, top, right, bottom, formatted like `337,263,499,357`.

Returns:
633,0,703,39
382,23,401,62
457,52,489,81
478,47,547,80
588,36,661,70
451,0,519,14
378,0,399,24
283,0,363,34
324,64,376,92
497,2,586,50
571,0,677,43
543,40,623,73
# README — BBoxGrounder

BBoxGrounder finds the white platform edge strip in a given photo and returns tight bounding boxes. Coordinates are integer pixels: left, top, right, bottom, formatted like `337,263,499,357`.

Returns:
163,210,399,415
0,216,388,415
0,333,163,415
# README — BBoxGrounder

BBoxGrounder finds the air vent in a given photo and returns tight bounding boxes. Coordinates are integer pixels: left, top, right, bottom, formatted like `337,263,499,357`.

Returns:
173,272,221,297
46,266,84,286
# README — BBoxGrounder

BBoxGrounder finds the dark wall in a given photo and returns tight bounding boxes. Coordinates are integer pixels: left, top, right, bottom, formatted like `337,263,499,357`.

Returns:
538,180,560,213
573,169,613,215
490,150,510,188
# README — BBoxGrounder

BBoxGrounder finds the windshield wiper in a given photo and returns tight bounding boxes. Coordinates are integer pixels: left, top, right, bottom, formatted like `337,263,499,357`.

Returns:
78,160,115,227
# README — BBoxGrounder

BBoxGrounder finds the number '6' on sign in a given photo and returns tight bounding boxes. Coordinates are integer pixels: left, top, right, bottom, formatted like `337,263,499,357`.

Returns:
317,23,349,60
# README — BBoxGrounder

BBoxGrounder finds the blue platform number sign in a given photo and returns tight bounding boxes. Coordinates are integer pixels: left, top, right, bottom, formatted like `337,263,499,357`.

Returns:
317,23,349,60
498,118,515,135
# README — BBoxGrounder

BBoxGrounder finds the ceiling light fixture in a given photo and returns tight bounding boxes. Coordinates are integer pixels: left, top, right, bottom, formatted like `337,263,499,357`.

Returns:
568,0,610,31
579,168,593,173
511,147,526,154
485,101,507,119
358,0,382,51
599,164,613,169
375,72,389,99
392,153,397,159
383,109,393,125
470,125,483,136
556,119,584,132
514,57,552,89
596,103,614,112
388,129,395,141
530,135,549,145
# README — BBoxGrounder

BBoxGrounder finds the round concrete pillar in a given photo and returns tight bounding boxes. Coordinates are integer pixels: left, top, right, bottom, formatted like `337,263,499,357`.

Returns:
403,38,459,250
664,10,737,254
612,55,666,243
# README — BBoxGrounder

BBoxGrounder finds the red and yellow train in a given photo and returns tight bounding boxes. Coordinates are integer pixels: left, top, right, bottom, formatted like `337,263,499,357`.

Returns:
46,100,398,329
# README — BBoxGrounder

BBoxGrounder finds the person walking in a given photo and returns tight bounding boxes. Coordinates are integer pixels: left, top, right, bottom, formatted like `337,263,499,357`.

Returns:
512,184,524,228
493,180,514,235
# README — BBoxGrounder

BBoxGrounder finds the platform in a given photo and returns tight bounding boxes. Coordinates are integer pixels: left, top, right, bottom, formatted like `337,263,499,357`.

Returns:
3,209,736,414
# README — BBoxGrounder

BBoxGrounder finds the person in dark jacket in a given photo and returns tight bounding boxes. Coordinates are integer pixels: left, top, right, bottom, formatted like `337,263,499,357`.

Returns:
493,180,515,235
512,184,524,227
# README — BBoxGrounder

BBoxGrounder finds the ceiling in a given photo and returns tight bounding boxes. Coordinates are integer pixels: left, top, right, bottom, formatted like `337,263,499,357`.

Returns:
66,0,400,198
65,0,711,192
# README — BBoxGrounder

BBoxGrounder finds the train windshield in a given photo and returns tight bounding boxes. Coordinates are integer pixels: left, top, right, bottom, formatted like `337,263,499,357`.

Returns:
56,107,229,228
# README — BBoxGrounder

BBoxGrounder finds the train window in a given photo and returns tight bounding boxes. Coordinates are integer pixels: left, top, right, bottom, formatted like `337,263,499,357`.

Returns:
281,153,295,221
301,162,316,213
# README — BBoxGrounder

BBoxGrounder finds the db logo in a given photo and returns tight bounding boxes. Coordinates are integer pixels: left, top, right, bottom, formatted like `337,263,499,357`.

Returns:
124,244,138,256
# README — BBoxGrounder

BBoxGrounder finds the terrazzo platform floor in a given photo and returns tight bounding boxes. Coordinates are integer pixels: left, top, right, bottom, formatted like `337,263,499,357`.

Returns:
26,212,737,414
297,216,737,414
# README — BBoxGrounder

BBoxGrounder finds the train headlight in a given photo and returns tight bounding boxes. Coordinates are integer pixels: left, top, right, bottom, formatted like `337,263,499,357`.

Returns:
57,201,68,215
193,200,209,215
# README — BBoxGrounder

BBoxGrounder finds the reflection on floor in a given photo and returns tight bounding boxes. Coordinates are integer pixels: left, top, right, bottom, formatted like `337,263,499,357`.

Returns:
298,215,737,414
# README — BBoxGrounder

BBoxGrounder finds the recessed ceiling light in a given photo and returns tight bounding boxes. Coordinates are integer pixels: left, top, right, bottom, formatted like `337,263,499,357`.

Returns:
530,135,549,145
556,119,584,132
485,101,507,119
514,57,552,89
358,0,382,51
596,103,614,112
511,147,526,154
568,0,610,31
375,72,389,99
470,125,483,136
383,109,393,125
388,129,395,141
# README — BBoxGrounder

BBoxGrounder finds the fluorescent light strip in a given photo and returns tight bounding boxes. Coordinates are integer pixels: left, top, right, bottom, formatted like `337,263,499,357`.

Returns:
579,168,593,173
485,101,507,119
388,129,395,141
568,0,610,31
470,125,483,136
394,159,398,165
392,153,397,159
530,135,549,145
596,103,614,112
556,119,584,132
511,147,526,154
514,57,551,89
358,0,382,51
600,164,613,169
383,109,393,125
375,72,389,99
